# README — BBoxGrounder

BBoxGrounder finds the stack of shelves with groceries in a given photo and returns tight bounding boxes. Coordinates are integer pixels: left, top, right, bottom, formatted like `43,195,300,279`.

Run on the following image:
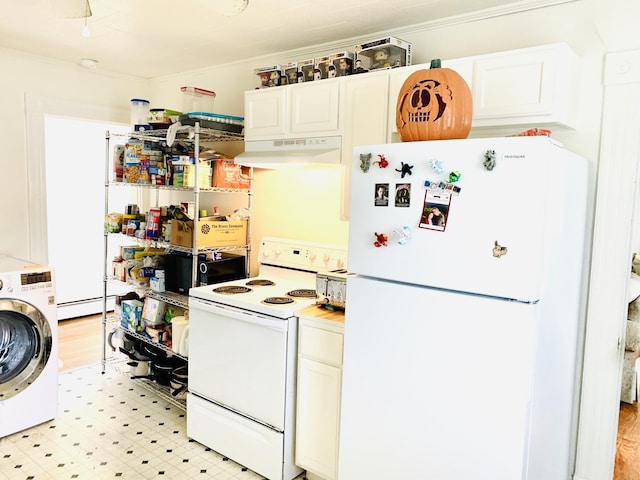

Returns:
102,87,250,408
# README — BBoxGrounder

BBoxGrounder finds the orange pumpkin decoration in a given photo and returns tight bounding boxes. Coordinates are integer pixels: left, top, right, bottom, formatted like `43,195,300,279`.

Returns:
396,59,472,142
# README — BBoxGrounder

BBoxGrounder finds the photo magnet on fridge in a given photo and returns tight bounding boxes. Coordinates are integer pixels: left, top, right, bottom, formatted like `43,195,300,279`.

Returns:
419,190,451,232
375,183,389,206
395,183,411,207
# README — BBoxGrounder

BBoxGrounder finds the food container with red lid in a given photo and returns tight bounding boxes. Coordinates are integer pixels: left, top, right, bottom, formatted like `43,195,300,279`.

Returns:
180,86,216,114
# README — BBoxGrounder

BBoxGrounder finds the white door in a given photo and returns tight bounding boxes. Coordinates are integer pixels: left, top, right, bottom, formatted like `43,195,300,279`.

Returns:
348,136,587,302
44,117,132,319
338,275,538,480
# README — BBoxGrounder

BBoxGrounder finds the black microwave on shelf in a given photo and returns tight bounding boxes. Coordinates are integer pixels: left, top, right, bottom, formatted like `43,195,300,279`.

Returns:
164,252,246,295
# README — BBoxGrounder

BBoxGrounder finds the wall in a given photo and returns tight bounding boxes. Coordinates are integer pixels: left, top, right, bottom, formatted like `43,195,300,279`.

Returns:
0,48,149,260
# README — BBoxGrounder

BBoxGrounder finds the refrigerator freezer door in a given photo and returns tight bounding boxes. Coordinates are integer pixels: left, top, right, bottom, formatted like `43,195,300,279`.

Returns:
338,276,538,480
349,136,587,302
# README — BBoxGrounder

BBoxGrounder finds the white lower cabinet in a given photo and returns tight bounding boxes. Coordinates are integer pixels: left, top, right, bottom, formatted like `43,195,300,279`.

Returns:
295,308,345,480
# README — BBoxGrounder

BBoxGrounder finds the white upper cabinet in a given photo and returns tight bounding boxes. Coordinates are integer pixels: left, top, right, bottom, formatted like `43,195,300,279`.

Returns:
291,80,340,135
471,43,578,129
386,43,578,139
244,87,288,138
244,80,341,140
244,43,579,144
341,70,389,220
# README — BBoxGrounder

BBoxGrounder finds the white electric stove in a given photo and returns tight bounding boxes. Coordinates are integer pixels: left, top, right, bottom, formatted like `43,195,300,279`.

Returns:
187,238,347,480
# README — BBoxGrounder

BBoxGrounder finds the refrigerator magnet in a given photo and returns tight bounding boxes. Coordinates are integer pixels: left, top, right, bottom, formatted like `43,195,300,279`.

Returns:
360,153,372,172
419,190,452,232
395,183,411,207
375,183,390,206
373,154,389,168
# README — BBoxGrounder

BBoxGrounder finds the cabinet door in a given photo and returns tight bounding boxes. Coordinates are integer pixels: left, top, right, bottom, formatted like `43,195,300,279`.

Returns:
341,72,389,220
471,44,577,127
296,357,342,480
244,88,287,139
290,80,340,135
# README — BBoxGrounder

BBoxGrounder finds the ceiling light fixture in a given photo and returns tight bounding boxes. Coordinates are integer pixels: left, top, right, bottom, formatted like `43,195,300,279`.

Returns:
213,0,249,17
80,58,98,70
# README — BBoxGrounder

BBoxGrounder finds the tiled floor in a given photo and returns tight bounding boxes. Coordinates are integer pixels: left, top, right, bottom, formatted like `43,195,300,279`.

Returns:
0,364,300,480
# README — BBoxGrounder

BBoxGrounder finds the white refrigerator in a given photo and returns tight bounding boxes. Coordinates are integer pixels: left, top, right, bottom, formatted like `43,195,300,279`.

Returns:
339,136,591,480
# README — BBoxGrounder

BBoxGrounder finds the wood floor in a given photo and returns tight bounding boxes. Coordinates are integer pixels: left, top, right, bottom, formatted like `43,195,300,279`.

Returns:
58,314,103,372
615,401,640,480
57,315,638,479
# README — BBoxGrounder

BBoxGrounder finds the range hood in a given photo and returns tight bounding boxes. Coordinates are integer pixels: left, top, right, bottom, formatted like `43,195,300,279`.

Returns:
235,136,342,168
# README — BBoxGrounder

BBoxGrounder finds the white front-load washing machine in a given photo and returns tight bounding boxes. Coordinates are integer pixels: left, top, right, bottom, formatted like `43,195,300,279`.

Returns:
0,255,57,437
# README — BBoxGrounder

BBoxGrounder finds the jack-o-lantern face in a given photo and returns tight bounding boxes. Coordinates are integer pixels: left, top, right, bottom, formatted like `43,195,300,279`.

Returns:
395,60,472,142
398,79,452,126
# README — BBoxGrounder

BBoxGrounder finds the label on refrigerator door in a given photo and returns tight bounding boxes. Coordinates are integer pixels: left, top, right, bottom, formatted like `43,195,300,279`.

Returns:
419,190,451,232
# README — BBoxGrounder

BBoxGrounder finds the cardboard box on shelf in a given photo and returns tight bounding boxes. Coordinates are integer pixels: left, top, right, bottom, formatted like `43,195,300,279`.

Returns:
212,160,251,189
142,297,167,327
170,219,247,249
121,299,144,332
354,36,412,72
171,163,211,188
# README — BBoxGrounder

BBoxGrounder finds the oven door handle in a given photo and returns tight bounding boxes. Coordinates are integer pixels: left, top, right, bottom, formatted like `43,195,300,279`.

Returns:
189,298,288,332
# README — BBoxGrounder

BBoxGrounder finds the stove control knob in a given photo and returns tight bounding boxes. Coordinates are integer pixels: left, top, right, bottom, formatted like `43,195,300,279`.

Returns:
322,253,330,264
336,257,345,269
309,251,317,261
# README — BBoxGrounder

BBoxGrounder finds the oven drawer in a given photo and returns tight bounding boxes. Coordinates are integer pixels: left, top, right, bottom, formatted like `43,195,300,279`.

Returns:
187,393,286,480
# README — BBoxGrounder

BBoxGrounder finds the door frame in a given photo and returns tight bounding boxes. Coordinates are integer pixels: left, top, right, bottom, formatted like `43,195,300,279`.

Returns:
573,49,640,480
24,94,127,264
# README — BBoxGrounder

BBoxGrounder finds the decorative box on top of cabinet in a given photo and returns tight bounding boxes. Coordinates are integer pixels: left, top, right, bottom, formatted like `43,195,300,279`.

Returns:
295,305,345,480
244,79,341,140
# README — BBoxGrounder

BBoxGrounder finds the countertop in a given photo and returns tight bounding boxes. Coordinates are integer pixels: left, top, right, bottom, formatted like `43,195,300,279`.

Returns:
298,304,345,324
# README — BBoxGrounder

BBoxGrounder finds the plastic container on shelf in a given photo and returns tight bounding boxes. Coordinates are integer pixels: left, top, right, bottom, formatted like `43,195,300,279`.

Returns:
130,98,150,129
181,86,216,114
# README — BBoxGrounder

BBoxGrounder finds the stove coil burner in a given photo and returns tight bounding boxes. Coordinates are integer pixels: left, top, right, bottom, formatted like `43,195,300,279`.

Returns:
262,297,295,305
287,289,317,299
246,279,275,286
212,285,253,294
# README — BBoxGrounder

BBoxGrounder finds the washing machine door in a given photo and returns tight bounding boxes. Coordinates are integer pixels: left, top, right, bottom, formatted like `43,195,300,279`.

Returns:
0,299,52,401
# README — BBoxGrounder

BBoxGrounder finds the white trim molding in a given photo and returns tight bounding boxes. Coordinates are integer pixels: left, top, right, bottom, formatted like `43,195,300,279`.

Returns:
573,49,640,480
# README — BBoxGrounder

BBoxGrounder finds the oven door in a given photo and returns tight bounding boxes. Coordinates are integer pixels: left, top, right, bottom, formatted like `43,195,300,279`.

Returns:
188,297,290,431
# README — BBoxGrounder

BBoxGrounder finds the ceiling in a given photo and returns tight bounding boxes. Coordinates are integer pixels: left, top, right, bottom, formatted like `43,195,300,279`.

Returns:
0,0,571,78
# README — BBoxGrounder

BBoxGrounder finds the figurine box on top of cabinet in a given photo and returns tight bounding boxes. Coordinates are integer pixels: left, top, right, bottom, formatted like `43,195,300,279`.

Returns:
281,62,298,85
329,52,353,77
354,36,412,72
254,64,282,88
314,55,332,79
298,59,315,83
